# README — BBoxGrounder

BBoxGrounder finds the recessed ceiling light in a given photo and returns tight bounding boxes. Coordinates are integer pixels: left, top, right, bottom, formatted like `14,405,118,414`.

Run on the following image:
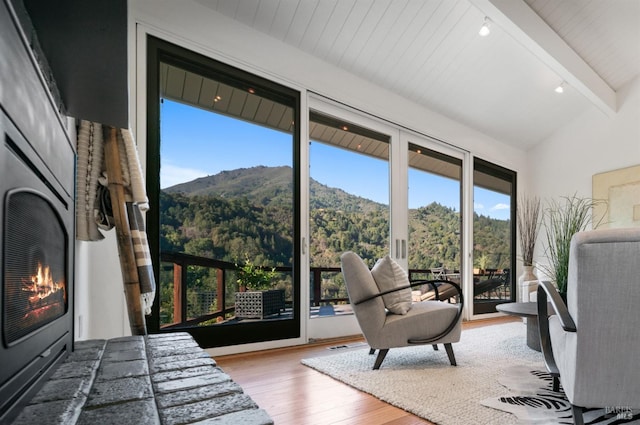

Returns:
479,17,491,37
555,82,565,93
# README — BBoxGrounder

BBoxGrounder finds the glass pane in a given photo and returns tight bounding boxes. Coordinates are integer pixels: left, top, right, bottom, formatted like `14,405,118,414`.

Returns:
407,144,463,298
473,160,515,314
158,61,296,330
308,112,390,317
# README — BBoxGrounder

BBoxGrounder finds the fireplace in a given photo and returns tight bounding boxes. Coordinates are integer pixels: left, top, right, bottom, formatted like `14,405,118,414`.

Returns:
0,108,75,423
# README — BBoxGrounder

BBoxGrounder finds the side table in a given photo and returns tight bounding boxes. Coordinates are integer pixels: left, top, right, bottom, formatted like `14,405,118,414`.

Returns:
496,302,550,351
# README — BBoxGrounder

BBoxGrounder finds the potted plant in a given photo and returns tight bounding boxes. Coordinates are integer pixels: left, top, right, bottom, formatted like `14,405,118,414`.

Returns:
234,255,284,319
541,194,604,299
475,253,490,275
236,255,277,291
517,195,541,301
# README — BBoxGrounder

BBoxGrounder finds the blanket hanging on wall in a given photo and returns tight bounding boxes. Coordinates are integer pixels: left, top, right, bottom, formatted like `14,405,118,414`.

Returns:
76,121,148,240
76,120,105,241
75,120,155,315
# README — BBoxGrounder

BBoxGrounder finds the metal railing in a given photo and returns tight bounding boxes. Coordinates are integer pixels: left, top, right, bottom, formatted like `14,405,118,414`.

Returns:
159,252,511,328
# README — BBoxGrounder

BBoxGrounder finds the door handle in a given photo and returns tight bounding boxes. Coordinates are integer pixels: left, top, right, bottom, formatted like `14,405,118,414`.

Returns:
402,239,406,259
395,239,400,259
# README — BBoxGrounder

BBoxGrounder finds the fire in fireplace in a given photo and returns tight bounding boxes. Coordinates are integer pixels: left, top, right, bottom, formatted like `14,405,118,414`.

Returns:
18,262,67,325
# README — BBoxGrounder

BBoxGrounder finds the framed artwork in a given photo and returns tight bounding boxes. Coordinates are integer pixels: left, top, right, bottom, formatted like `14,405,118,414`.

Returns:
592,164,640,229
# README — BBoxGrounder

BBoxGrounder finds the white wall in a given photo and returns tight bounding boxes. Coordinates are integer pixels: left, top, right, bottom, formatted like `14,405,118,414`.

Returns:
528,76,640,275
79,0,529,342
529,76,640,200
75,234,129,340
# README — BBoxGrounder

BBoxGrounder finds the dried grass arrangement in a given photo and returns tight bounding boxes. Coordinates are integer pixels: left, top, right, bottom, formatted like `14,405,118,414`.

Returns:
517,195,542,267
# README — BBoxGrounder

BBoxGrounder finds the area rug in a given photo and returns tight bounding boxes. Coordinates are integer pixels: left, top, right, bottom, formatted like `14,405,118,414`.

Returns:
302,322,542,424
301,322,639,425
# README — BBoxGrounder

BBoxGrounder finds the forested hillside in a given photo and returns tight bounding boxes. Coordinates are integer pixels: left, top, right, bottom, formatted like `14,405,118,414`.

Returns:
160,166,510,270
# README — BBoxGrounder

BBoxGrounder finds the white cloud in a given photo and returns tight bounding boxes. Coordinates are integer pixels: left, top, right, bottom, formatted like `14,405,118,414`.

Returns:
474,202,485,210
161,164,209,188
492,203,510,211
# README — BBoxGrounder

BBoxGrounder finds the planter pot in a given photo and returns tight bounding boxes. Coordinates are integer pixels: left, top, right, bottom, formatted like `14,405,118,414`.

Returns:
235,289,285,319
518,265,538,302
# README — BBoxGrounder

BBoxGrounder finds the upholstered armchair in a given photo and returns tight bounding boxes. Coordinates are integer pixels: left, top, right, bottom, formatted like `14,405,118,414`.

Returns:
340,251,463,370
537,228,640,425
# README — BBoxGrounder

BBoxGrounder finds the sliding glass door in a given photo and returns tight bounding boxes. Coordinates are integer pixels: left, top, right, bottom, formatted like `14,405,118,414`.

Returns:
403,132,466,314
308,111,392,319
305,102,470,331
406,141,463,276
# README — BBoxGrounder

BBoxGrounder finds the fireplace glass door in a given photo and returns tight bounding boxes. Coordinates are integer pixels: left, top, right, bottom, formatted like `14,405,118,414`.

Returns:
3,189,68,345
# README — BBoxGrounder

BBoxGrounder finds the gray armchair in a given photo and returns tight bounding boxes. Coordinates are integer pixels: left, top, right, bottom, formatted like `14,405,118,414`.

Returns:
537,228,640,425
340,251,463,370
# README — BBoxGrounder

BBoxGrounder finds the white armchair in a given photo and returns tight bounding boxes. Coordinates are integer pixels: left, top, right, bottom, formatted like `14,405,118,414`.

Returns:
537,228,640,425
340,251,463,370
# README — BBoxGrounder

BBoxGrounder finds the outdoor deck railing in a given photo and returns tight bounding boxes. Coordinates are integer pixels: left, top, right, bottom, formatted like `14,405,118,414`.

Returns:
160,251,510,328
161,252,347,327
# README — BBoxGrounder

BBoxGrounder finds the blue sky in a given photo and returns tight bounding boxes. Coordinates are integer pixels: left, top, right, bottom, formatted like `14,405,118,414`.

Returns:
161,100,510,220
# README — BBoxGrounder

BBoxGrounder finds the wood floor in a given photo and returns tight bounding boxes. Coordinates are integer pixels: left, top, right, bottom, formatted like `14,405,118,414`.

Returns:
215,316,518,425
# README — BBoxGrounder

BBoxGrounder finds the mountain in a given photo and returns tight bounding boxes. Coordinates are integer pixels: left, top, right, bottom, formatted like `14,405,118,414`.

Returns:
165,166,292,205
165,165,384,212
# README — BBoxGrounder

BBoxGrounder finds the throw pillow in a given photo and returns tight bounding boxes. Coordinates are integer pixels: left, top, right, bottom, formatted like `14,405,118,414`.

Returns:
370,255,412,315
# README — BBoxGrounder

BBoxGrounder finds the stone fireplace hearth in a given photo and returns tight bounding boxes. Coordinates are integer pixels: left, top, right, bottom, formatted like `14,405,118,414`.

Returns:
10,332,272,425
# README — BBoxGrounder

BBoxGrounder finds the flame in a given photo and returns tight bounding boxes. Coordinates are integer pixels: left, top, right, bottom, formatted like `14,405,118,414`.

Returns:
23,262,66,304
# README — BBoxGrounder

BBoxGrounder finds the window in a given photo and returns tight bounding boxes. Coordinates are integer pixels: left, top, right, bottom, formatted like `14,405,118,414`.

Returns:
146,36,301,347
472,158,517,314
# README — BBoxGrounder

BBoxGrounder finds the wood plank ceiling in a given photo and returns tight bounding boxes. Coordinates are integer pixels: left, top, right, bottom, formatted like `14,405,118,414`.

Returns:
524,0,640,91
187,0,639,150
161,63,295,133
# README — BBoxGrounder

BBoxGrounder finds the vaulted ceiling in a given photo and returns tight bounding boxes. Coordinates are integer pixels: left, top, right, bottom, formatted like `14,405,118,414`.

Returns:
195,0,640,150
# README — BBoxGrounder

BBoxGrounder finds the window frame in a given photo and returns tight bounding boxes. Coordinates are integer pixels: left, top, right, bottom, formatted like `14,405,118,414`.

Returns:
145,35,302,348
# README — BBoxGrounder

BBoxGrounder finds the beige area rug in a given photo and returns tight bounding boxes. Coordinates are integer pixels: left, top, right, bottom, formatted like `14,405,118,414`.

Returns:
302,322,640,424
301,322,544,425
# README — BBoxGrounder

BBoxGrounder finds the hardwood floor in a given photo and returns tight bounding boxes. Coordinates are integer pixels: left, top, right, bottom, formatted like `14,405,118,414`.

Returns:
215,316,518,425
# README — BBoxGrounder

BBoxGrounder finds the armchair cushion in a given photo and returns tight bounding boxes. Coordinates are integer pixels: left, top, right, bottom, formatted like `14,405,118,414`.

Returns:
371,255,412,314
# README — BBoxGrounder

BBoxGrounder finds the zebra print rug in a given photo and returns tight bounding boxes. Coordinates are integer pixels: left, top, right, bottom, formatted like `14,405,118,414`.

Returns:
481,365,640,424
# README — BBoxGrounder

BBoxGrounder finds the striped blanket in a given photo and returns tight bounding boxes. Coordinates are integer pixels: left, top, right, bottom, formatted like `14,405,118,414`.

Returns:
76,121,155,314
